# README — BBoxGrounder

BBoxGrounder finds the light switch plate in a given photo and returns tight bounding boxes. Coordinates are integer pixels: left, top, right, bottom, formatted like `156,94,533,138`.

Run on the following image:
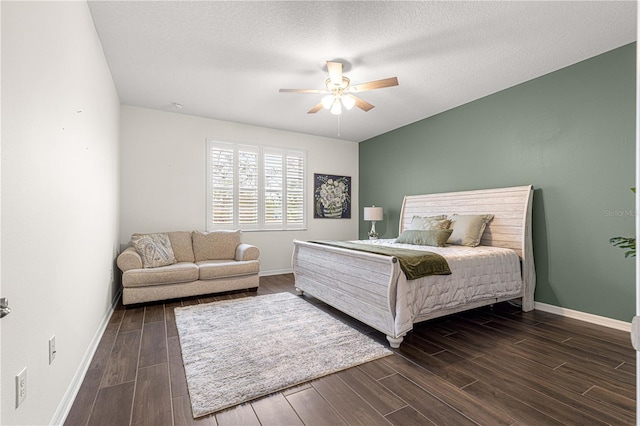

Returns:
49,335,56,364
16,367,27,407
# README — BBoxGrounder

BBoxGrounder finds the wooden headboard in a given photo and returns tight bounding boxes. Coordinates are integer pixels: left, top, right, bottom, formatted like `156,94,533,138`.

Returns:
399,185,535,310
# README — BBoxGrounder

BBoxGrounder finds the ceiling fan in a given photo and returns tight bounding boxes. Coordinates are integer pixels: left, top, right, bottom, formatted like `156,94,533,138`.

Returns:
279,61,399,115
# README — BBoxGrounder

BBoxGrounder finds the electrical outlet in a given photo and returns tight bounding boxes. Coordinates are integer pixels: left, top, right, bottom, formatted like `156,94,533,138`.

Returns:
49,335,56,364
16,367,27,407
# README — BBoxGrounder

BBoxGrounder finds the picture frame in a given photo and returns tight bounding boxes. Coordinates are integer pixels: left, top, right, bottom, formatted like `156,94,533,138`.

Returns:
314,174,351,219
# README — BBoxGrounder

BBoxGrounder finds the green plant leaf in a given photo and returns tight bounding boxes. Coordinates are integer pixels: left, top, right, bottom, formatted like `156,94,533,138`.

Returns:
610,236,636,257
609,188,636,258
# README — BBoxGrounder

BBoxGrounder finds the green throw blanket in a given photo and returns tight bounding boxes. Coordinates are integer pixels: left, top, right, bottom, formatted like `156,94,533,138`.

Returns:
310,241,452,280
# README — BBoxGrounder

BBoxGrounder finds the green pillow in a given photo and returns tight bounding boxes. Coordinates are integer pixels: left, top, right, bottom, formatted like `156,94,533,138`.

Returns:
407,215,449,230
447,214,494,247
395,229,453,247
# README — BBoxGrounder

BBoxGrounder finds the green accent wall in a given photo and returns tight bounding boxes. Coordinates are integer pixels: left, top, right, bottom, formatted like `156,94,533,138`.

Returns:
359,43,636,322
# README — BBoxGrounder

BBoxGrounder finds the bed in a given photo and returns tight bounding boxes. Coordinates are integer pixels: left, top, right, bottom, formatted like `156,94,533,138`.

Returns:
292,185,535,348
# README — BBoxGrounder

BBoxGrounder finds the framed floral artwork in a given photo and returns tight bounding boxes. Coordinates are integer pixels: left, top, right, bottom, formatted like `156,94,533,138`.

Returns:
314,174,351,219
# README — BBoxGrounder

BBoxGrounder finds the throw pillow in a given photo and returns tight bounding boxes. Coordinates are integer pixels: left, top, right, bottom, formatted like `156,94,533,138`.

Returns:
423,218,451,230
192,230,242,261
131,233,177,268
407,215,448,231
395,229,453,247
447,214,494,247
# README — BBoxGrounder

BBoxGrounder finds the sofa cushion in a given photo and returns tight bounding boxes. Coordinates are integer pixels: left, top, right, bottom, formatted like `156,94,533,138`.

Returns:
131,233,177,268
168,231,195,262
122,262,199,288
197,260,260,280
192,230,241,261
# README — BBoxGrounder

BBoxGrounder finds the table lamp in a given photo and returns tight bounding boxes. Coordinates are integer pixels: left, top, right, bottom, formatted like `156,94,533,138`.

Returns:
364,206,383,239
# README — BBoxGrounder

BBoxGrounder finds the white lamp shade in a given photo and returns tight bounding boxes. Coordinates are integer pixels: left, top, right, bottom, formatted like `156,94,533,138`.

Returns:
330,99,342,115
321,95,334,110
364,206,383,221
341,94,356,110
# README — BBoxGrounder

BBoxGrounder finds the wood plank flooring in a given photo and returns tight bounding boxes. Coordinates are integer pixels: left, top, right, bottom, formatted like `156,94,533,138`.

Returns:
65,274,636,425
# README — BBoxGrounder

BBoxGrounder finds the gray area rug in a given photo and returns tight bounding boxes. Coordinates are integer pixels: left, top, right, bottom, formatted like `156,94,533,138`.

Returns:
174,292,393,418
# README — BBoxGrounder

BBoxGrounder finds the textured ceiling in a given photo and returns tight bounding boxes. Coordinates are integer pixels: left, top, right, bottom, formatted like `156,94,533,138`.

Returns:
88,1,636,142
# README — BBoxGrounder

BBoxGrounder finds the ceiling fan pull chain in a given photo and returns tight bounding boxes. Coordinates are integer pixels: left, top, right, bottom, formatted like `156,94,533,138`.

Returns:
337,114,341,137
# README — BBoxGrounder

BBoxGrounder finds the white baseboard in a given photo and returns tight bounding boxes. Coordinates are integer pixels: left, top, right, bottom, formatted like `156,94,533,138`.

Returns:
534,302,631,333
260,268,293,277
50,288,122,425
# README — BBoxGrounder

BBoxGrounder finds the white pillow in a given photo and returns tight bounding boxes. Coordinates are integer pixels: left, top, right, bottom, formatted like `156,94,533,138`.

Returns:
131,233,177,268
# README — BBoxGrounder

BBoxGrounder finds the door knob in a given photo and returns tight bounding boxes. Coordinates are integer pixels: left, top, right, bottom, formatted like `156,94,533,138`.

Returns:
0,298,10,318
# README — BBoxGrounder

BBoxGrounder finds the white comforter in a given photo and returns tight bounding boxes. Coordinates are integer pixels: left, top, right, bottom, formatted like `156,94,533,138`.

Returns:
353,239,524,337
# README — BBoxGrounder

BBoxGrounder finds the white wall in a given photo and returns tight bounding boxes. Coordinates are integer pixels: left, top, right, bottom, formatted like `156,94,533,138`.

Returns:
120,105,359,274
1,2,120,425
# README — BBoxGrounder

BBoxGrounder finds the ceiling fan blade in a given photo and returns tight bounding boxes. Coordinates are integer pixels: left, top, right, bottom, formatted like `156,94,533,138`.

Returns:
307,102,324,114
279,88,329,94
351,77,399,92
327,61,343,85
353,96,375,112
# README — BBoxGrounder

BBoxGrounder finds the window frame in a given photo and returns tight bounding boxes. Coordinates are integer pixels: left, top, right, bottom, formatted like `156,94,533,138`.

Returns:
206,139,307,231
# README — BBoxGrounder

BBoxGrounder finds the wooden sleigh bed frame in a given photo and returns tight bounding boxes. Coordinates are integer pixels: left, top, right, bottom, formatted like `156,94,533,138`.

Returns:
292,185,535,348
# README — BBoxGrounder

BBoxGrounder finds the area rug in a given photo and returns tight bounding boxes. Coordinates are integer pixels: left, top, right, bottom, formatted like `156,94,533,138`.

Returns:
174,292,392,418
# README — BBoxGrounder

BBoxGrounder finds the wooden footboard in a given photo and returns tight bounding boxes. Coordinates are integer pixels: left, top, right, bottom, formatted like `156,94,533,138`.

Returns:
292,240,404,345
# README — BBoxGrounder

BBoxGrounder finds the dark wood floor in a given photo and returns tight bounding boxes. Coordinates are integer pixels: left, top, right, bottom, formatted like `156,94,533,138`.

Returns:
65,274,635,425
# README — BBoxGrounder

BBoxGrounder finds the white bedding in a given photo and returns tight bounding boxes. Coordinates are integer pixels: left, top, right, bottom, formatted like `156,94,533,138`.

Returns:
352,239,524,336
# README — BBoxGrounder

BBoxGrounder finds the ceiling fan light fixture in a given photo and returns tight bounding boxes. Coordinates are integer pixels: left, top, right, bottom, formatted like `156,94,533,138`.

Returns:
321,95,335,110
280,60,398,115
341,94,356,110
330,99,342,115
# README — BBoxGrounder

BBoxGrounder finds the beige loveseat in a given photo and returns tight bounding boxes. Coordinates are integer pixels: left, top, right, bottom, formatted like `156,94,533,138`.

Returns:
116,230,260,305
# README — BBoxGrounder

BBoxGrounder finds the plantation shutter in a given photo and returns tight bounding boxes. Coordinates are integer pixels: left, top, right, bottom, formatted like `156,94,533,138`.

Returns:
207,140,306,231
286,152,305,225
264,150,283,225
238,146,259,226
210,143,234,226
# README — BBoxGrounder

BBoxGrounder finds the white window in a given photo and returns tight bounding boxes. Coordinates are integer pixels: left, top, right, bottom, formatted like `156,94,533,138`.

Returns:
206,140,306,231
